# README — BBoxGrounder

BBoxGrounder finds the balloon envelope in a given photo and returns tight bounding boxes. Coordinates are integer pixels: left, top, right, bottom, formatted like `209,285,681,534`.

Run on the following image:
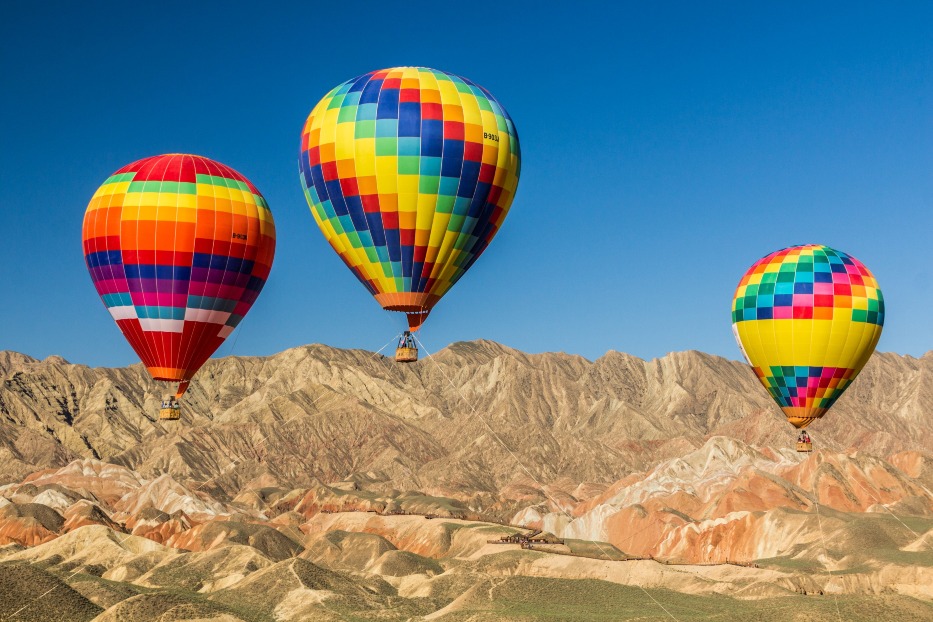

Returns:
82,154,276,394
731,244,884,429
299,67,521,331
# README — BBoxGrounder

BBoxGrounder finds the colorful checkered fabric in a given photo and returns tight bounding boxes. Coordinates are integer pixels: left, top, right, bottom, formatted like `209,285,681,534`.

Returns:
82,154,276,390
298,67,520,330
731,245,884,428
732,245,884,324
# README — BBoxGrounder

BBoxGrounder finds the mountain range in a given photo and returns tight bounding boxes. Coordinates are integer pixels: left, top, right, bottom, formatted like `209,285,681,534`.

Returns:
0,341,931,620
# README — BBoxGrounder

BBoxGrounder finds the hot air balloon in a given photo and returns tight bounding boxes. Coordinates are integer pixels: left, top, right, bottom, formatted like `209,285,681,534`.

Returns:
731,245,884,451
298,67,521,362
82,154,276,420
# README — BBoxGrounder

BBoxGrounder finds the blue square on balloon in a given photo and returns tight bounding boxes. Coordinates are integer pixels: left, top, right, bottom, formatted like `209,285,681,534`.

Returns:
457,161,480,197
319,199,338,222
467,185,489,217
325,181,347,214
365,213,386,246
376,119,398,138
356,103,377,121
449,196,470,216
420,157,441,176
345,195,367,229
348,74,370,93
360,80,383,104
421,120,443,156
756,307,773,319
357,229,374,249
398,102,421,136
386,230,401,261
398,137,420,156
376,88,399,118
337,214,354,233
375,245,389,264
438,176,461,197
441,154,463,177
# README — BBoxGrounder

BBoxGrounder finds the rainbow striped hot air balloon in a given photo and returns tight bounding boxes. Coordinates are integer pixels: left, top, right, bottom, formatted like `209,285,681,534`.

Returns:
298,67,521,357
82,154,276,418
731,245,884,447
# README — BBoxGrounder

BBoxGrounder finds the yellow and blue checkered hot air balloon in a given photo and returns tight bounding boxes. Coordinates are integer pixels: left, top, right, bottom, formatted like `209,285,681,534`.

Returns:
298,67,521,344
731,245,884,447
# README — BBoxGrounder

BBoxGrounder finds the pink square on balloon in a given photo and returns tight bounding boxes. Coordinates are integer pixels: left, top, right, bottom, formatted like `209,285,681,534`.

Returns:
772,306,793,319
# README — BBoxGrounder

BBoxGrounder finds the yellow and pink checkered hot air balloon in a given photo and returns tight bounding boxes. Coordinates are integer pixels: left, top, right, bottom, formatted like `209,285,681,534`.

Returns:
298,67,520,360
82,154,276,419
731,245,884,450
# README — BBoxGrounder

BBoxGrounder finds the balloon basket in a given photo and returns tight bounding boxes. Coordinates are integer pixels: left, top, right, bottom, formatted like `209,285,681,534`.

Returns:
395,331,419,363
159,395,181,421
796,441,813,452
396,347,418,363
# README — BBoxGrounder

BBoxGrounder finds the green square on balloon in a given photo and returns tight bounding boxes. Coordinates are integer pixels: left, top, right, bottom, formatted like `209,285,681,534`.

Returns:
355,120,375,138
398,156,420,175
376,137,397,156
338,106,357,123
447,214,465,231
436,195,455,213
419,175,440,193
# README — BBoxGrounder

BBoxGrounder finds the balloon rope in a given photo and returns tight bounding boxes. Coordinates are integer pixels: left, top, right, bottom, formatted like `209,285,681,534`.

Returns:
368,341,430,490
411,333,682,622
813,433,930,546
226,323,244,358
811,463,843,621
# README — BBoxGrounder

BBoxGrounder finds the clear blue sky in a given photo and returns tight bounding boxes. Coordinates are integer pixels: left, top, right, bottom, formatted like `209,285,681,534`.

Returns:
2,1,931,366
